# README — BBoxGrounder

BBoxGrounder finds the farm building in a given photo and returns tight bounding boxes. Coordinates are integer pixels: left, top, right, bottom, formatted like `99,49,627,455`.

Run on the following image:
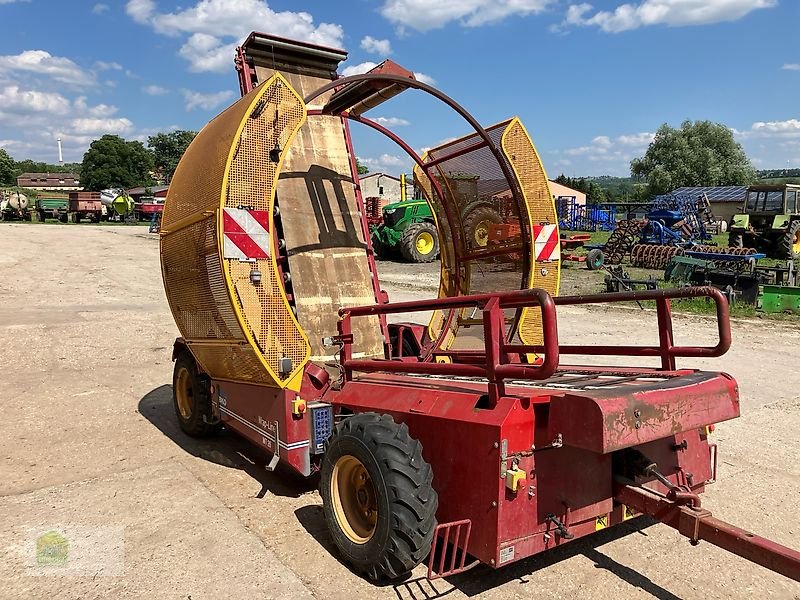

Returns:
359,172,412,203
126,185,169,202
549,180,587,207
670,186,747,224
17,172,81,191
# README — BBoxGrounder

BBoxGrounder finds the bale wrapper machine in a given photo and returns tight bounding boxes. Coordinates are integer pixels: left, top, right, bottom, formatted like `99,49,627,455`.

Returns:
159,33,800,583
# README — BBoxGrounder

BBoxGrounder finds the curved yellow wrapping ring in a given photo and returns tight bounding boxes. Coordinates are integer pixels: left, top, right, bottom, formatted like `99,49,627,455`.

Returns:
501,118,560,346
160,73,310,390
415,117,559,349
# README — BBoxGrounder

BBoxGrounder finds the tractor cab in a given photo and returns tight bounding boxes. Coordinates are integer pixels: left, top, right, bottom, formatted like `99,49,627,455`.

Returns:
730,184,800,258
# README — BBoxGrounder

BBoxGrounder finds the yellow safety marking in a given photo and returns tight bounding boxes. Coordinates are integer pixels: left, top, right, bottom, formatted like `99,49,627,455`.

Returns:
623,505,636,521
595,515,609,531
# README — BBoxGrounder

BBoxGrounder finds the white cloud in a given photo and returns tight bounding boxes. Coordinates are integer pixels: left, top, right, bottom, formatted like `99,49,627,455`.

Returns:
414,71,436,85
380,0,553,32
739,118,800,138
358,153,407,172
372,116,410,126
143,84,169,96
94,60,123,71
127,0,344,73
782,63,800,71
341,61,378,77
92,3,110,14
0,85,71,116
0,0,30,4
561,0,776,33
69,117,134,136
361,36,392,55
0,50,97,87
126,0,155,23
559,130,654,172
181,89,235,111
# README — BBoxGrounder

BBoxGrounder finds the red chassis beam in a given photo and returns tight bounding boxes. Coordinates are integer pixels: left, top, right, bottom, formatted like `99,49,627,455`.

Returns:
615,483,800,582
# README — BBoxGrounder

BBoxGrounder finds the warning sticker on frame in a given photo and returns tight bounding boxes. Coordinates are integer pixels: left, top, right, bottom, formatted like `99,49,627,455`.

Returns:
499,546,515,564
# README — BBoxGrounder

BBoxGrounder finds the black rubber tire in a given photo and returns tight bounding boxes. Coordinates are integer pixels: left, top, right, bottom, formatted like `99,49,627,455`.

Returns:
779,220,800,259
172,350,218,437
463,206,502,248
371,231,388,260
586,248,604,270
728,232,744,248
400,222,439,263
320,413,438,581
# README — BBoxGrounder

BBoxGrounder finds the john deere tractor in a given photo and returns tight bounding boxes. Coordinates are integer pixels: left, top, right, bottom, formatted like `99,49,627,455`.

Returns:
371,195,503,263
371,199,440,262
729,184,800,259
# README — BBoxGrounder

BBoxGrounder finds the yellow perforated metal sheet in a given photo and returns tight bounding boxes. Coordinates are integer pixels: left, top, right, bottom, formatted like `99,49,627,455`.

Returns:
161,74,310,390
501,118,560,346
415,117,559,350
254,67,385,362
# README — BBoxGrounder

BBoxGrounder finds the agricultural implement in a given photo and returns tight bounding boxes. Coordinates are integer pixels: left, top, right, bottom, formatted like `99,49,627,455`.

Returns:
729,184,800,259
159,33,800,584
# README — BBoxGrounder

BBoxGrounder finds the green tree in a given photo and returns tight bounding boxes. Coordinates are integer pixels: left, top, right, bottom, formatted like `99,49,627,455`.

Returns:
147,130,197,184
356,158,369,175
80,135,154,191
13,159,81,175
631,120,756,196
0,148,15,185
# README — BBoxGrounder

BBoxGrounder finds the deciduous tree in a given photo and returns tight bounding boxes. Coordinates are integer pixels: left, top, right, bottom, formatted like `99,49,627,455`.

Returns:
80,135,154,191
631,120,755,196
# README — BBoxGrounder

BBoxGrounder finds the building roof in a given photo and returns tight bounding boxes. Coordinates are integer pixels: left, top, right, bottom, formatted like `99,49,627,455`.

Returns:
360,172,402,182
671,186,747,202
126,185,169,195
549,180,587,199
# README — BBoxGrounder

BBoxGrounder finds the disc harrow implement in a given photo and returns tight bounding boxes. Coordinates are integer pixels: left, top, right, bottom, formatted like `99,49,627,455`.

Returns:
631,244,684,269
604,219,646,264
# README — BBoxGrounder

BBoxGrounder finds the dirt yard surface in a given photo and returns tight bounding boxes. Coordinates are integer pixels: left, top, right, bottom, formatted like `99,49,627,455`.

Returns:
1,224,799,599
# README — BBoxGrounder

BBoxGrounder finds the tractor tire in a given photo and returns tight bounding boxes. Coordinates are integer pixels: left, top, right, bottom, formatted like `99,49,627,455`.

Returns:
728,232,743,248
400,222,439,263
779,220,800,259
464,206,502,248
371,232,389,261
320,413,438,581
172,350,219,437
586,248,604,270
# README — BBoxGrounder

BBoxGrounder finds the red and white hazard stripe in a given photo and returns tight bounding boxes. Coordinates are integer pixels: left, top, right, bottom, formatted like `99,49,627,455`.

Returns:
533,224,560,261
222,208,271,260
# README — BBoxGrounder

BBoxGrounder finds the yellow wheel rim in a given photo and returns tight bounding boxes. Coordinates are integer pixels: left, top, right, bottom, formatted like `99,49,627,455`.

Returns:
474,221,489,247
416,231,435,255
175,367,193,419
793,230,800,254
331,455,378,544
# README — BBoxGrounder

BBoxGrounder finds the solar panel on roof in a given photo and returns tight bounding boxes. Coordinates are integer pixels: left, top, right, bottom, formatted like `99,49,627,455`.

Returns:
671,186,747,202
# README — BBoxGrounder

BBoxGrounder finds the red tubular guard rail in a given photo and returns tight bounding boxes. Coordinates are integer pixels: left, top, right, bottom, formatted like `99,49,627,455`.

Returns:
336,286,731,390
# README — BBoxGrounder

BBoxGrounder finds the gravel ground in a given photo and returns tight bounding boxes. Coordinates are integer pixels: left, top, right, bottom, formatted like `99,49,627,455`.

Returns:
0,224,798,599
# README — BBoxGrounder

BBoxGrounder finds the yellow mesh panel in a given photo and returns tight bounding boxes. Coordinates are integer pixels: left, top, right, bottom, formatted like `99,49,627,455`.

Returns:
223,79,309,382
161,74,310,390
501,118,560,346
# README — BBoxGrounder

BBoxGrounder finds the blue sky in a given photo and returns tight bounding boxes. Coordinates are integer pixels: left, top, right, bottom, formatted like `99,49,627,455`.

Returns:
0,0,798,177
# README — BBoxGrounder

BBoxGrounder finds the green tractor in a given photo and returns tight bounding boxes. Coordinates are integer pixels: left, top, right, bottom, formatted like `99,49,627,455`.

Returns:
371,199,440,262
370,198,503,263
729,184,800,259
